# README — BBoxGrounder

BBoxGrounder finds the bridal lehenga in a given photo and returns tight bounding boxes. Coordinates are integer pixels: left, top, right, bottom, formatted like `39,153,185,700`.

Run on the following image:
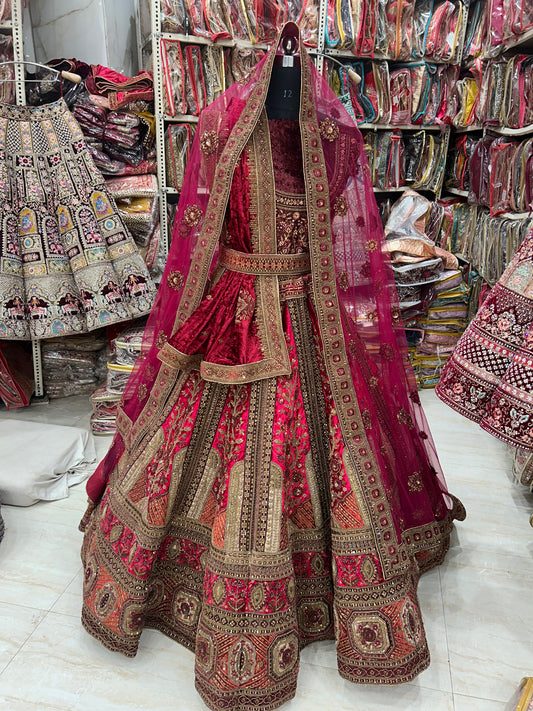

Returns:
80,24,464,711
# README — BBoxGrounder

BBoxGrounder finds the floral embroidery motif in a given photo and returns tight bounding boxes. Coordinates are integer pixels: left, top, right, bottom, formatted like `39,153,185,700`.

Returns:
369,376,379,388
380,343,396,361
333,195,348,216
319,117,339,142
200,130,219,155
183,204,203,226
407,473,423,492
338,271,349,291
156,331,168,349
167,270,184,290
365,239,378,252
397,407,414,429
235,289,255,323
137,383,147,401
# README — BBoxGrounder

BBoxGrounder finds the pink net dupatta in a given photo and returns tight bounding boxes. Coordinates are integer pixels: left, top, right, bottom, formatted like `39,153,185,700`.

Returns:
83,23,463,565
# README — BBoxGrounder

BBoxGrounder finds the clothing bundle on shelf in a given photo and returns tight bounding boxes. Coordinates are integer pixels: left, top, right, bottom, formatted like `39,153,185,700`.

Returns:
363,128,448,192
156,0,320,45
382,190,467,388
464,0,533,60
165,122,195,190
42,332,107,399
89,321,144,436
325,0,466,61
327,58,459,127
160,39,265,117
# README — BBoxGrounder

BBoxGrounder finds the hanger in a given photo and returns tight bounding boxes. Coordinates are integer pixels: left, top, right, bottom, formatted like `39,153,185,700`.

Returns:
0,60,81,84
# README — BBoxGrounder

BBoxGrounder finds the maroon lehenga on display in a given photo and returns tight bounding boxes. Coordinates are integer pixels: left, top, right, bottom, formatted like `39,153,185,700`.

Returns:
436,231,533,452
80,24,463,711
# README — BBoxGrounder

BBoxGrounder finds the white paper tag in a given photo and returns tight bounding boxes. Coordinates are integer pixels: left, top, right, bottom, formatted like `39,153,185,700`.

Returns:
282,55,294,68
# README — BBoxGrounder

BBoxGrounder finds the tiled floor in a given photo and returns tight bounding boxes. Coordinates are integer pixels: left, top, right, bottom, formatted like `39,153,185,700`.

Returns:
0,391,531,711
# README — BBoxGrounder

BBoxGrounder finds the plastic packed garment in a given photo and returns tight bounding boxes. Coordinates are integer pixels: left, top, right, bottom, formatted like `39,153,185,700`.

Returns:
201,45,226,104
445,134,481,192
376,0,415,59
203,0,233,39
403,130,426,182
349,61,378,121
160,39,186,116
510,136,533,213
463,0,485,59
160,0,192,33
292,0,321,46
468,134,499,206
384,131,405,187
424,0,461,62
477,58,507,127
502,54,533,130
390,67,412,124
489,141,520,216
254,0,284,43
223,0,252,40
412,0,434,58
183,45,207,116
182,0,211,38
486,0,505,56
413,132,446,192
355,0,379,55
452,75,481,128
509,0,533,36
165,123,195,191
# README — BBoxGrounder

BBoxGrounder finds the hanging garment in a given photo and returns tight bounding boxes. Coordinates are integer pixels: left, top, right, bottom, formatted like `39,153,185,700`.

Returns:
80,23,463,711
437,229,533,451
0,98,157,340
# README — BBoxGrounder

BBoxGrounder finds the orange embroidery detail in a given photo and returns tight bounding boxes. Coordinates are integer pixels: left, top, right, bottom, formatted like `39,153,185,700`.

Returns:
319,117,339,142
200,130,219,155
167,270,184,290
183,205,203,226
156,331,167,349
408,473,423,492
333,195,348,216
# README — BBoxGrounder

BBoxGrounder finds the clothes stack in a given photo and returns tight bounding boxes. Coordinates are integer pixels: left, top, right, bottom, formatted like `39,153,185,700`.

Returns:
89,323,144,436
412,268,469,388
383,190,468,388
42,333,108,399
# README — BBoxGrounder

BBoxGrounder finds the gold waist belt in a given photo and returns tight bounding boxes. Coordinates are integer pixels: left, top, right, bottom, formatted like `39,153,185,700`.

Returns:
219,246,311,276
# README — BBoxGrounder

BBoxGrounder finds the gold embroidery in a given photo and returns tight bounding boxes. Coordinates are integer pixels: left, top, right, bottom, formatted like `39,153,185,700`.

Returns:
338,271,349,291
155,331,167,349
137,383,147,401
183,205,203,226
167,270,184,290
219,246,311,276
200,130,219,155
319,117,339,142
365,239,378,252
333,195,348,216
397,407,414,429
235,289,255,323
407,473,423,492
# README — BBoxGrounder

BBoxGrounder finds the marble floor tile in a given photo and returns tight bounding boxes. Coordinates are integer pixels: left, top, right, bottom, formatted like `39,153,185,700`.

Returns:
296,661,455,711
0,508,84,610
453,693,508,711
0,602,46,674
442,565,533,703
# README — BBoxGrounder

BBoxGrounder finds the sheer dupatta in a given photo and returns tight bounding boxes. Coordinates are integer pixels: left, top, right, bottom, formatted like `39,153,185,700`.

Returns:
83,23,461,573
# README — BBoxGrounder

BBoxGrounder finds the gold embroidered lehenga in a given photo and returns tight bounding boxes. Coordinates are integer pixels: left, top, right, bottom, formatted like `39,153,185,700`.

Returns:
80,24,464,711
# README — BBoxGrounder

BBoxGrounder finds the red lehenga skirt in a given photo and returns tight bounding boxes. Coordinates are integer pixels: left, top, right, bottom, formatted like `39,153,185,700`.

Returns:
436,231,533,450
81,282,456,711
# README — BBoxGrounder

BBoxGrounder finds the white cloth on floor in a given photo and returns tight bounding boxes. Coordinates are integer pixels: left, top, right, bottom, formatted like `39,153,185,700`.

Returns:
0,420,96,506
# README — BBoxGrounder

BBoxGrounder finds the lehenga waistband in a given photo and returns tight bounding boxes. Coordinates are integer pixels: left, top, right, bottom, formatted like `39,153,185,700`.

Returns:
219,246,311,276
0,97,69,121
